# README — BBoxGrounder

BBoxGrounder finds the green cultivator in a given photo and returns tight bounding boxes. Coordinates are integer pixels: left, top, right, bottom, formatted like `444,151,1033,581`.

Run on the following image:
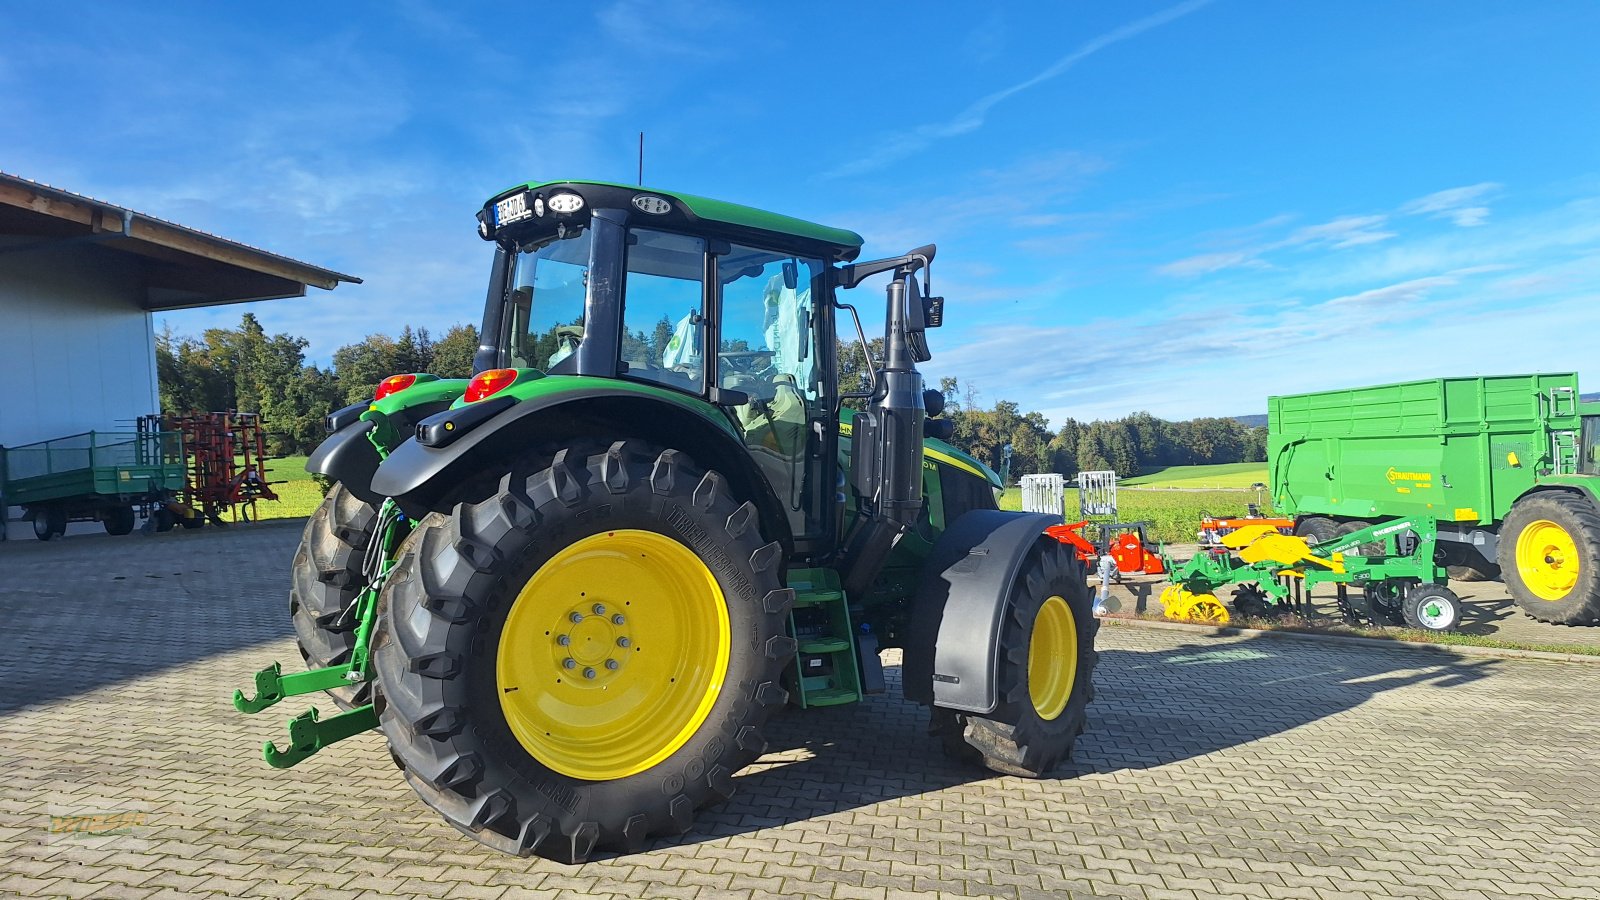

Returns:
1162,516,1464,632
233,181,1100,863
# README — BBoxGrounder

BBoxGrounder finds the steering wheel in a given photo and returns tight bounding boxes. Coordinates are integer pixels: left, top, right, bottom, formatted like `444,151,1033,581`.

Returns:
717,350,774,375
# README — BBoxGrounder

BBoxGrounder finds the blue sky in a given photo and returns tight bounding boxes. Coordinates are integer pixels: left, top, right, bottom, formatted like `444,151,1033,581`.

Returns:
5,1,1597,422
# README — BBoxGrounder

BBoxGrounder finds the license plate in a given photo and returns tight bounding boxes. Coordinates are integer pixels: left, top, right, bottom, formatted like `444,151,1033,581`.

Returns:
495,192,531,226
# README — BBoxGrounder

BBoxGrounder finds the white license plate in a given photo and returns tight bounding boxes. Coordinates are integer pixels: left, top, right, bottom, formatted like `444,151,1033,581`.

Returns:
495,193,531,226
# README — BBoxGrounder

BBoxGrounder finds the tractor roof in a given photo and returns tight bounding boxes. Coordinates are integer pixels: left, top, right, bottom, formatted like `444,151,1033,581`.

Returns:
492,179,865,262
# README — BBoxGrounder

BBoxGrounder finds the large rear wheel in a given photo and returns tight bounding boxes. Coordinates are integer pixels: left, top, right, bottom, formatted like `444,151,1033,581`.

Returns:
934,538,1097,777
1499,493,1600,625
289,483,379,709
374,441,794,862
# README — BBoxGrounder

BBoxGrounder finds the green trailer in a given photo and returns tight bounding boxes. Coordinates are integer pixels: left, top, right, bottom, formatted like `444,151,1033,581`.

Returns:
1269,373,1600,625
1,430,187,540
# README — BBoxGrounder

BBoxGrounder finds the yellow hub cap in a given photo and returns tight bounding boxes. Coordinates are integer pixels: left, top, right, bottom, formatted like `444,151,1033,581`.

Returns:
1028,596,1078,720
496,529,731,780
1517,519,1580,601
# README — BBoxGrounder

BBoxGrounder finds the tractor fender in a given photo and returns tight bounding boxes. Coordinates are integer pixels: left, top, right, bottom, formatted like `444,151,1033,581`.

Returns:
306,420,382,505
369,390,795,549
307,396,460,505
903,509,1063,714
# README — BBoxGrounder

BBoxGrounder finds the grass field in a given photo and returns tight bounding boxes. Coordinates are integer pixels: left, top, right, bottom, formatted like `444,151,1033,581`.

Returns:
255,455,324,520
1119,462,1268,489
999,485,1263,544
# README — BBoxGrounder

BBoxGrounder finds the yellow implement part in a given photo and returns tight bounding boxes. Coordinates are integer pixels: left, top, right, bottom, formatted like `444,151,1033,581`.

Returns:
1221,523,1280,549
1162,589,1231,625
1237,533,1345,574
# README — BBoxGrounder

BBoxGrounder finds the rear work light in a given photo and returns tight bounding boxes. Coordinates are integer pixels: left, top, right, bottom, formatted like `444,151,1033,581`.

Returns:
465,368,518,403
374,373,418,400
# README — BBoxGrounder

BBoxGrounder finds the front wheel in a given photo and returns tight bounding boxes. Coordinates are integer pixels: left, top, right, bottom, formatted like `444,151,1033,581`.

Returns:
374,441,794,863
935,538,1097,777
290,484,379,709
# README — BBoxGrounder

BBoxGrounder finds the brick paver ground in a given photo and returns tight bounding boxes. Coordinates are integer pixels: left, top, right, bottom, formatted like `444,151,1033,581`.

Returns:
3,523,1599,899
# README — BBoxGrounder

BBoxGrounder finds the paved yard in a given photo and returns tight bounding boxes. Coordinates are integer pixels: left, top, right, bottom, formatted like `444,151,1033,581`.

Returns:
2,523,1599,899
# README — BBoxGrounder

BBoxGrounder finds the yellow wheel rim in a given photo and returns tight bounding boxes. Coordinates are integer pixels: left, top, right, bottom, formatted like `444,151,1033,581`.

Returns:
1516,519,1580,602
1028,596,1078,721
496,529,731,780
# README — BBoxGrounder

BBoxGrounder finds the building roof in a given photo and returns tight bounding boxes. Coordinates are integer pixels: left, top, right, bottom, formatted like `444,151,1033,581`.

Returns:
0,172,361,310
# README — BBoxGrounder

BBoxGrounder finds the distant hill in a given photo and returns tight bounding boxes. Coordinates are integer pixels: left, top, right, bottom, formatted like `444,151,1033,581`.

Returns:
1236,391,1599,428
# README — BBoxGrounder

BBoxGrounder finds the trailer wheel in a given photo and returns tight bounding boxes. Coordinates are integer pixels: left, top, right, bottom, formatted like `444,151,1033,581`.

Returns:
1499,493,1600,625
1441,544,1500,582
1334,520,1381,556
1401,584,1462,633
32,508,64,541
934,538,1097,778
373,441,792,863
1295,516,1337,546
103,505,136,536
153,508,176,532
290,483,379,709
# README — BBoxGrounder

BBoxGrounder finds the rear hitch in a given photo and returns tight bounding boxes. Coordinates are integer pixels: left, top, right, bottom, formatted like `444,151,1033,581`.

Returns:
263,704,380,768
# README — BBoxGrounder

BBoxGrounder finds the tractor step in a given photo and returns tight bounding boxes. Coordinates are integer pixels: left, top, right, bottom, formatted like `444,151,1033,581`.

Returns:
786,567,864,709
232,661,363,714
263,704,379,768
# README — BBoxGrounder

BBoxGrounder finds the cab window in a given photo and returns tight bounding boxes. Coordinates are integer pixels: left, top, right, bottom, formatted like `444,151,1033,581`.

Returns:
717,245,827,535
620,228,707,392
503,230,591,372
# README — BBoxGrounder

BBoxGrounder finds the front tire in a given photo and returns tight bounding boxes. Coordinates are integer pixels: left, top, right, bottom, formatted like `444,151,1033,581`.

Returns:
934,538,1097,777
1499,493,1600,625
374,441,794,863
289,484,379,709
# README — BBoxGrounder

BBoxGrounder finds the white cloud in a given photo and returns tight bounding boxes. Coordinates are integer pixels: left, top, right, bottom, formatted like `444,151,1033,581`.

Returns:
1400,182,1502,227
1286,214,1395,249
824,0,1214,179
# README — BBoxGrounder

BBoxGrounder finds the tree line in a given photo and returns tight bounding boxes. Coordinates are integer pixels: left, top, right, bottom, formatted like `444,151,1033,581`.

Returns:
155,316,1265,477
157,313,478,455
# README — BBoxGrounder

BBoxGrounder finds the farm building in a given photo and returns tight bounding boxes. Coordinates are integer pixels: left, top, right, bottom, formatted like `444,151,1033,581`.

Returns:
0,172,358,538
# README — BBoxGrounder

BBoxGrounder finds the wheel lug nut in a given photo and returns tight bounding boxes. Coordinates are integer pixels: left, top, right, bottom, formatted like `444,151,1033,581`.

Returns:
605,659,619,670
556,635,570,646
569,612,584,623
592,603,607,616
562,658,576,669
611,614,626,625
583,667,596,679
616,637,631,648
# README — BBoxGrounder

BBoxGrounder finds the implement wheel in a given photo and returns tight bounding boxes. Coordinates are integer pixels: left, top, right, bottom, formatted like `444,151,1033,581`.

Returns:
1499,493,1600,625
1401,583,1462,633
933,538,1097,777
373,441,793,863
289,483,379,709
104,505,136,536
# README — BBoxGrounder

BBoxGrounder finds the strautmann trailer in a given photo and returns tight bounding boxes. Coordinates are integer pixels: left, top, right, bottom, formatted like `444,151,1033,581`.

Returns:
1269,373,1600,625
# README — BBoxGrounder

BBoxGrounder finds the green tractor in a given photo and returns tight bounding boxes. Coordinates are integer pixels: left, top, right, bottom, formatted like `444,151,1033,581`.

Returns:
236,180,1097,863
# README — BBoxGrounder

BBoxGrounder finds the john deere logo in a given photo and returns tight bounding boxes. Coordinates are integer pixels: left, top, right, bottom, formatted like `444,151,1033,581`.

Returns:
1386,467,1431,484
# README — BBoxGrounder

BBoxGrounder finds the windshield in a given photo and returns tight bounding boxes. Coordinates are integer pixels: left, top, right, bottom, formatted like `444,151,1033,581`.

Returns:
503,230,591,372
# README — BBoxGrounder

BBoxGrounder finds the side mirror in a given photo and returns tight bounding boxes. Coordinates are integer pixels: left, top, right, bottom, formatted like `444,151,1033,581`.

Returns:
903,276,932,363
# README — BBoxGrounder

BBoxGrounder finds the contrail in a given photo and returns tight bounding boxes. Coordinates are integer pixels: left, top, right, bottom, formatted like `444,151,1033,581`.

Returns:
825,0,1215,179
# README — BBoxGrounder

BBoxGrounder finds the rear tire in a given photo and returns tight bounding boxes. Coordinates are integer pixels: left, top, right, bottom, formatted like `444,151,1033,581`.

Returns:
1498,493,1600,625
290,483,379,709
33,509,62,541
373,441,794,863
933,538,1097,777
104,505,135,536
1295,516,1337,546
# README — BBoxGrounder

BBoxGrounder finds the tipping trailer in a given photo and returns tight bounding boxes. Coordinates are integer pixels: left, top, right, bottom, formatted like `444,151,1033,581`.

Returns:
1269,373,1600,625
1,430,187,539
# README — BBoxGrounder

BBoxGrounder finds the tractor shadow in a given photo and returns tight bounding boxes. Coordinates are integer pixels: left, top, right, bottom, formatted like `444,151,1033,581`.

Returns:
650,631,1497,853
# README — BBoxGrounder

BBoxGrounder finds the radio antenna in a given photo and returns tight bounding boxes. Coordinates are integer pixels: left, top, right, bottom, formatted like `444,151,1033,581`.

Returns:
638,132,644,185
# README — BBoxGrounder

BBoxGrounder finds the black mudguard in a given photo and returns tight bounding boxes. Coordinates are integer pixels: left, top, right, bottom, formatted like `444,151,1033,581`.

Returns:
306,421,382,505
903,509,1062,714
